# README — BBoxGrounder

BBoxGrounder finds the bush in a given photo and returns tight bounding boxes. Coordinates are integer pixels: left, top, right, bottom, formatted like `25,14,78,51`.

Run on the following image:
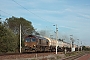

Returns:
0,25,18,53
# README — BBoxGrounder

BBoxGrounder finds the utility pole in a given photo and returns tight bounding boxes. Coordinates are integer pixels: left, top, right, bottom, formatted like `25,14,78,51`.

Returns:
20,24,21,53
81,41,82,51
77,39,79,51
70,35,73,52
53,24,58,54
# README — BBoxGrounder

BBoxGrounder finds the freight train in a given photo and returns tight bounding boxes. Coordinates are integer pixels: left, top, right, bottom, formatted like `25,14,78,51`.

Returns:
23,35,77,52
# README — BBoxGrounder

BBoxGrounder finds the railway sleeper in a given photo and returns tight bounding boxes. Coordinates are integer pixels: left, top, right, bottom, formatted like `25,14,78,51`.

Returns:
62,52,85,60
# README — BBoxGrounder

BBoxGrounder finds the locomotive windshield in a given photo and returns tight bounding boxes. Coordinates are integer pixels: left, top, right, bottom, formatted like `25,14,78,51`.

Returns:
25,37,36,42
25,37,30,42
31,38,36,42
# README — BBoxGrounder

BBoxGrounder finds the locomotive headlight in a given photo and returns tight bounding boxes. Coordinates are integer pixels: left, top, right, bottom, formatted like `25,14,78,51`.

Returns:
33,45,36,47
25,44,27,46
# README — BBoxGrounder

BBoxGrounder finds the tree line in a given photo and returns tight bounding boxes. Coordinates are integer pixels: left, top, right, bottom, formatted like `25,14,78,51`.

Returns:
0,16,36,53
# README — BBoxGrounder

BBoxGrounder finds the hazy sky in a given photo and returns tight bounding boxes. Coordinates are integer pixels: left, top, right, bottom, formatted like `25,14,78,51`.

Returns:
0,0,90,46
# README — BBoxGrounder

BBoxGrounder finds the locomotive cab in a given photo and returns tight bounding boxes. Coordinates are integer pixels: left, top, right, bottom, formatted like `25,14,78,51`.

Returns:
25,37,37,47
24,35,37,51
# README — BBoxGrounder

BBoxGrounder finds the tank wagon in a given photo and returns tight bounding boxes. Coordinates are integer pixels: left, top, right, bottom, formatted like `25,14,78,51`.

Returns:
44,37,57,51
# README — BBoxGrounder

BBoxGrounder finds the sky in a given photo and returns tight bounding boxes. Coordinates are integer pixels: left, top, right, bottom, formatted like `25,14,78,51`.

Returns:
0,0,90,46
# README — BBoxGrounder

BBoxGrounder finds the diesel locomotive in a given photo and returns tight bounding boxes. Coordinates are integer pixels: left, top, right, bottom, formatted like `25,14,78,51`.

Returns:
24,35,50,52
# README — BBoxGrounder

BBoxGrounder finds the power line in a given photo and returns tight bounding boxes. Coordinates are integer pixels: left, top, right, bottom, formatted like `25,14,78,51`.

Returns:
0,10,11,16
0,10,12,18
1,0,54,24
0,10,12,16
11,0,45,21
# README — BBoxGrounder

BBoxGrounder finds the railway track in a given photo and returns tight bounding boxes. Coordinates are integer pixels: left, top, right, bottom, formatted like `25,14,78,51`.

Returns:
0,51,64,56
0,52,63,60
0,53,21,56
62,54,83,60
61,51,88,60
0,51,55,56
0,51,89,60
